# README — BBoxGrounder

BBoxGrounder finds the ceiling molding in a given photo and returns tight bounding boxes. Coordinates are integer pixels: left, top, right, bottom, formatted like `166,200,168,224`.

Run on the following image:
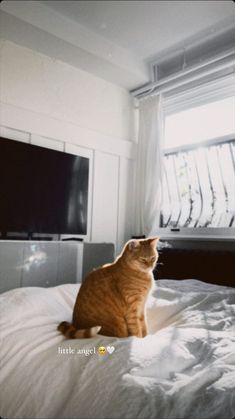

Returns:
1,0,234,91
0,1,149,89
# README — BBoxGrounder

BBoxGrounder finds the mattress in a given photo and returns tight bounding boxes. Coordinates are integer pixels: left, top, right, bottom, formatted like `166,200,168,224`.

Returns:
0,279,235,419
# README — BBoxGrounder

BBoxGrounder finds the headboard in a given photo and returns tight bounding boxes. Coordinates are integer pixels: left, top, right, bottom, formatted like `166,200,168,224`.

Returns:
154,239,235,288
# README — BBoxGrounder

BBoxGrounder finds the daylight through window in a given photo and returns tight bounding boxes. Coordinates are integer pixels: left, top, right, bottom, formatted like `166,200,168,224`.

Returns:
161,96,235,230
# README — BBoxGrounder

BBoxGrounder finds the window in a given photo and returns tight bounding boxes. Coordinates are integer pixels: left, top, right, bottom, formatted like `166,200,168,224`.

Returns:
160,96,235,235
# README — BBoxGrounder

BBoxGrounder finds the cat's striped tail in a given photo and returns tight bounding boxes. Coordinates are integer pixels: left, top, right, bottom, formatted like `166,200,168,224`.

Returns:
57,321,101,339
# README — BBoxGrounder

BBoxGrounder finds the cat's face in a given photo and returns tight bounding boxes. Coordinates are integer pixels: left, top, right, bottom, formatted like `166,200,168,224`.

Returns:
125,237,159,272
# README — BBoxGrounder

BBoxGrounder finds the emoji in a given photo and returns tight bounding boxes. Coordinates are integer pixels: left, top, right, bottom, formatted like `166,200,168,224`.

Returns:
98,346,106,355
106,345,115,354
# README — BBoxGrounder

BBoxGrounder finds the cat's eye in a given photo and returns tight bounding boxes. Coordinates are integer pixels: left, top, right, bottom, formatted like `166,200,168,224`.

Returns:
140,256,156,264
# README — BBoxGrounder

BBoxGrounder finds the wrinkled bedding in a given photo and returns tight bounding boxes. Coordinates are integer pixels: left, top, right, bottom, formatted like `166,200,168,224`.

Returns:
0,279,235,419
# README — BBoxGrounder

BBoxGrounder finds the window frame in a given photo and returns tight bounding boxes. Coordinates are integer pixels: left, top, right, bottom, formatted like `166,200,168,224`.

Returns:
158,91,235,241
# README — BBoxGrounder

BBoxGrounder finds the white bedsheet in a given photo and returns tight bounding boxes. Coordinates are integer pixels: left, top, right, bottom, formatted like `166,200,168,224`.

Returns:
0,279,235,419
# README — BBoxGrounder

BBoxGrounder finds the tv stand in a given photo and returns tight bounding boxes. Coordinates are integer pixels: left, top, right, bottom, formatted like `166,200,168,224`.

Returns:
0,240,114,293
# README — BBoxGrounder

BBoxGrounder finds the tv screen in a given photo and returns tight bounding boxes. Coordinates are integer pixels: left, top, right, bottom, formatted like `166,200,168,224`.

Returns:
0,137,89,237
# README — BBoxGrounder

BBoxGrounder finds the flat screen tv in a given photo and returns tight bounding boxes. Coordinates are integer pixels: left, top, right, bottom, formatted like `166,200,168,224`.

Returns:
0,137,89,238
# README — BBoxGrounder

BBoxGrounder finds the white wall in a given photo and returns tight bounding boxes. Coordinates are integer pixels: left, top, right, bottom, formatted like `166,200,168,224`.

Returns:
0,39,136,254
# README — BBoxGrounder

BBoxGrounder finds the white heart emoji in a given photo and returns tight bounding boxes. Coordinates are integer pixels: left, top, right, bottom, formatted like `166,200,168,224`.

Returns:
107,345,115,354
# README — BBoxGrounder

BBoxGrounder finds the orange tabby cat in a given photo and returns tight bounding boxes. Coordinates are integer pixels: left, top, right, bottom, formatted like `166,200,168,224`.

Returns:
58,237,159,339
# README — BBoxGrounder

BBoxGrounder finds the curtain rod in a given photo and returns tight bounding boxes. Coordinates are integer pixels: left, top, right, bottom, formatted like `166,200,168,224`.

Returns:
131,49,235,99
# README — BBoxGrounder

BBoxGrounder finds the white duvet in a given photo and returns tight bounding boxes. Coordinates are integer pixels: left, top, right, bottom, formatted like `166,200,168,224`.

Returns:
0,279,235,419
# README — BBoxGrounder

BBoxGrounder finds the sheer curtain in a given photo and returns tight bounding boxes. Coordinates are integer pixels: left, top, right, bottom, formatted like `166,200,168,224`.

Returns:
134,94,164,237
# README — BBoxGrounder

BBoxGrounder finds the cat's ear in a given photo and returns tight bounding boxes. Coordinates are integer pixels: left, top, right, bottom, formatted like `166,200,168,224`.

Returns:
128,240,140,251
149,236,160,247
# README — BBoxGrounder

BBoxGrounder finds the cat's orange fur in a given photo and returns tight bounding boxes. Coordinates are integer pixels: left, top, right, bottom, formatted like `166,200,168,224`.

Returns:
58,237,159,339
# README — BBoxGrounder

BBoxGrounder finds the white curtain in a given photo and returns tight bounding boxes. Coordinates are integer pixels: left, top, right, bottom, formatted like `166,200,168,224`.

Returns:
134,94,164,237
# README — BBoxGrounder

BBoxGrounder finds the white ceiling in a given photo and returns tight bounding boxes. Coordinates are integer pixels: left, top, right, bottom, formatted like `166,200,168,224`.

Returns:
1,0,235,90
44,1,235,60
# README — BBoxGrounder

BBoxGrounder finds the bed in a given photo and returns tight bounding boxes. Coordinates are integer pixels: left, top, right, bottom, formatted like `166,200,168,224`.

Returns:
1,279,235,419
